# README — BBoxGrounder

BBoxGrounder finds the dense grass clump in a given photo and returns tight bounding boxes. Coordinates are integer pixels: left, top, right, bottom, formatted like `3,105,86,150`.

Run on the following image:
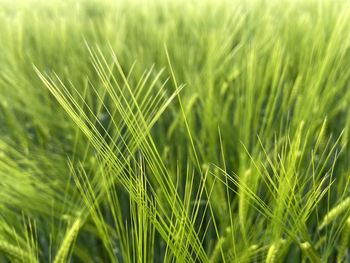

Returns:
0,0,350,262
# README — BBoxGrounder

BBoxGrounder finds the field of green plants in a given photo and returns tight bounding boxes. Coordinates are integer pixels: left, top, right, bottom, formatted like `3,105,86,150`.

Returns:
0,0,350,262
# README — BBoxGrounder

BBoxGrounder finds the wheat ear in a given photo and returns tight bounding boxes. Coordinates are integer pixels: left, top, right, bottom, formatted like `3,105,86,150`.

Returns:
0,239,36,262
337,216,350,263
53,218,81,263
266,239,285,263
319,197,350,230
300,242,321,263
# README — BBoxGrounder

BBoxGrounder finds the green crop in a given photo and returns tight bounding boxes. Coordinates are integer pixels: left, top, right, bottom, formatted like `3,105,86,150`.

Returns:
0,0,350,262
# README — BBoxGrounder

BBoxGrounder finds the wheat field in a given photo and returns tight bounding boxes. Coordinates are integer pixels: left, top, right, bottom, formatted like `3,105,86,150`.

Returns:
0,0,350,262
